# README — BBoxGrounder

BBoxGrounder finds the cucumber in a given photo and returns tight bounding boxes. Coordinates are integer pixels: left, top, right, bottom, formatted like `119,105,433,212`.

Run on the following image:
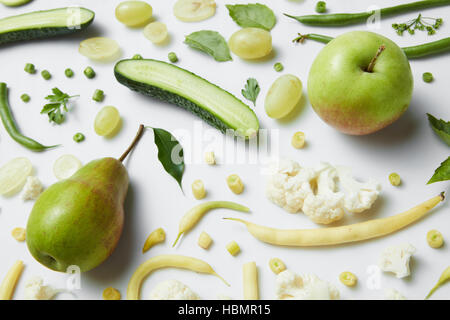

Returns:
0,7,95,45
0,0,32,6
114,59,260,138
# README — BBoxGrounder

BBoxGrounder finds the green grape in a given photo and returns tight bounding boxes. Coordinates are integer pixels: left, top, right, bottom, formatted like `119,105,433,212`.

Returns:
94,106,121,137
228,28,272,60
115,1,153,27
265,74,303,119
143,21,168,44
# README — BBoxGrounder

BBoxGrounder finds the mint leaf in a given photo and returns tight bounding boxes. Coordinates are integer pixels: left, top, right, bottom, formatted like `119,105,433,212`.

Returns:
241,78,260,106
226,3,276,31
184,30,232,62
428,157,450,184
427,113,450,146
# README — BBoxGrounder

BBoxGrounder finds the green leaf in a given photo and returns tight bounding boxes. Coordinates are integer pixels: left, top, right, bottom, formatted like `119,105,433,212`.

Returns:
152,128,185,190
184,30,232,62
226,3,276,31
428,157,450,184
41,87,77,125
241,78,260,106
427,113,450,146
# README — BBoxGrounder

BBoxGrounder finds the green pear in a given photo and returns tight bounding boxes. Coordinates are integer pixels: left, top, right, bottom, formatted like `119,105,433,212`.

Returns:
26,125,145,272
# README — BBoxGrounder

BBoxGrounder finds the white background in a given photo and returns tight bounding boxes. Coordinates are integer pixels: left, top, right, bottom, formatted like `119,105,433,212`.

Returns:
0,0,449,300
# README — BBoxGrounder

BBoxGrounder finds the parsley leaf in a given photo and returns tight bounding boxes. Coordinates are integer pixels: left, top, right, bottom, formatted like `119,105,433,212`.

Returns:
427,113,450,146
41,88,78,124
241,78,260,106
428,157,450,184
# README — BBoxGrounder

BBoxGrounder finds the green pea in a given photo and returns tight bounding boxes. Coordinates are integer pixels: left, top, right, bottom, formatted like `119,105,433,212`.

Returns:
423,72,434,83
20,94,30,103
92,89,105,102
132,54,143,60
84,66,96,79
65,68,74,78
168,52,178,63
73,133,85,143
24,63,36,74
315,1,327,13
41,70,51,80
274,62,284,72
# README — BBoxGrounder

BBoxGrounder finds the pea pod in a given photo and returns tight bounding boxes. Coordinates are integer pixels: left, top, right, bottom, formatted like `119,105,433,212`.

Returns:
0,83,58,151
294,34,450,59
285,0,450,26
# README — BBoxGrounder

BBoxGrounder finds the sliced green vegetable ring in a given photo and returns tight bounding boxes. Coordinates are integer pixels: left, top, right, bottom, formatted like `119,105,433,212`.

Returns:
114,59,259,138
0,7,95,45
0,0,32,7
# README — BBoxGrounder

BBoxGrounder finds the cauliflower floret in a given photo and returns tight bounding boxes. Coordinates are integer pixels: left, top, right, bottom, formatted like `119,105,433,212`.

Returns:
276,270,340,300
24,276,57,300
149,280,200,300
384,288,406,300
336,166,381,213
378,243,416,278
266,159,317,213
21,176,44,201
303,163,345,224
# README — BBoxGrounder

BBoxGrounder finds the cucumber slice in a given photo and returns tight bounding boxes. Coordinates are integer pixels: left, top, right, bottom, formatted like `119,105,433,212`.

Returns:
0,7,95,45
0,0,32,7
114,59,259,138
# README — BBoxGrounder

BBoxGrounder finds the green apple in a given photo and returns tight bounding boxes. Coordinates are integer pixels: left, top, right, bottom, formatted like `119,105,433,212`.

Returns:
307,31,413,135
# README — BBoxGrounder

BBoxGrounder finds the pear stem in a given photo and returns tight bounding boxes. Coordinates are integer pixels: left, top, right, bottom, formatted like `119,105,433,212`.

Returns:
119,124,145,162
366,45,386,73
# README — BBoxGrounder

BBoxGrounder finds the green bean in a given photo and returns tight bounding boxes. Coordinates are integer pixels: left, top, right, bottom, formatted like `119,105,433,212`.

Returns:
0,83,58,152
402,38,450,58
293,33,450,59
285,0,450,26
292,33,333,44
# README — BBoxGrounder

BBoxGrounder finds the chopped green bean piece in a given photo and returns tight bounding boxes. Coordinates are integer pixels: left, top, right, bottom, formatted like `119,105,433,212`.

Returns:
389,173,401,186
41,70,51,80
423,72,434,83
20,94,30,103
65,68,74,78
339,271,358,287
315,1,327,13
274,62,284,72
269,258,286,274
226,241,240,256
84,66,96,79
132,54,143,60
24,63,36,74
427,230,444,249
168,52,178,63
73,133,85,143
92,89,105,102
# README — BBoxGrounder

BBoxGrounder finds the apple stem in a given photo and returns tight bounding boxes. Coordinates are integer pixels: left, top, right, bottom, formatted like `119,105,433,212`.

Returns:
119,124,145,162
366,45,386,73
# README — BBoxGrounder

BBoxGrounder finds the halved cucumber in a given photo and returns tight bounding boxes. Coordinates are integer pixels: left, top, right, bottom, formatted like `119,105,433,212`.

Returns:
114,59,259,138
0,7,95,45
